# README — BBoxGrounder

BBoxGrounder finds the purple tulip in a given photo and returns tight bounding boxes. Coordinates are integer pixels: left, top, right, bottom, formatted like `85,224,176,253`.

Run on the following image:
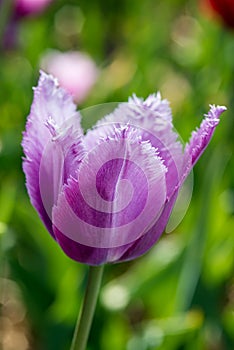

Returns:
22,72,226,265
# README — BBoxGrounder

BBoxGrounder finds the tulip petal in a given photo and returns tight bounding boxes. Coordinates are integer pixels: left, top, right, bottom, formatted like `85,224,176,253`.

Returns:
52,191,178,265
39,116,85,226
120,105,227,262
118,191,178,262
85,93,183,198
85,93,172,149
183,105,227,179
22,71,81,236
52,125,167,263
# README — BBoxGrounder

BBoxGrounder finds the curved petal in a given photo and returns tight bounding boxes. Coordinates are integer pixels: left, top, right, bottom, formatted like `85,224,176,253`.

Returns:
117,191,178,262
22,71,82,236
53,189,178,265
85,93,173,150
52,228,140,265
182,105,227,180
39,117,85,225
121,104,227,262
85,93,183,198
52,125,167,263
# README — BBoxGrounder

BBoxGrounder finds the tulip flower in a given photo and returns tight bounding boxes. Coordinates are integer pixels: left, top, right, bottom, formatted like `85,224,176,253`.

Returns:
22,71,226,266
40,51,99,103
203,0,234,28
22,71,226,350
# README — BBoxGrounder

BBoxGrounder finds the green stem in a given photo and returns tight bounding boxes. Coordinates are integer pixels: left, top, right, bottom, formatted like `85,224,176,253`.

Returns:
70,265,104,350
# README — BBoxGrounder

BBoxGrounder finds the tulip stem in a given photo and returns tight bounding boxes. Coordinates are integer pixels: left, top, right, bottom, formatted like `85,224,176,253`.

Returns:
70,265,104,350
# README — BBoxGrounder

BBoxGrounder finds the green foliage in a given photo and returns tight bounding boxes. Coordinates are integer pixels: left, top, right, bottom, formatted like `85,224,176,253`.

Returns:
0,0,233,349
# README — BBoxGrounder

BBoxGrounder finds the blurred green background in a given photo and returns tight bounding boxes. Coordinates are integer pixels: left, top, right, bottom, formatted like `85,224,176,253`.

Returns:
0,0,234,349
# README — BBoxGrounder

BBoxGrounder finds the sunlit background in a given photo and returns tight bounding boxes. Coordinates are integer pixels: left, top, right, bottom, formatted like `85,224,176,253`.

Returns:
0,0,234,349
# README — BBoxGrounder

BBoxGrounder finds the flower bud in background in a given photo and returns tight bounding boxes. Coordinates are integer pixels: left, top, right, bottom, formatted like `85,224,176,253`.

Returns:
0,0,53,49
202,0,234,28
40,51,99,104
15,0,53,17
21,72,226,266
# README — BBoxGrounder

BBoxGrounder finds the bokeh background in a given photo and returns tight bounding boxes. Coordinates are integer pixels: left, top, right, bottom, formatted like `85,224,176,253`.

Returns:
0,0,234,349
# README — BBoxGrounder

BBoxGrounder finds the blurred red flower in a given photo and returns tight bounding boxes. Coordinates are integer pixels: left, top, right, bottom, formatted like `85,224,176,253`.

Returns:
203,0,234,28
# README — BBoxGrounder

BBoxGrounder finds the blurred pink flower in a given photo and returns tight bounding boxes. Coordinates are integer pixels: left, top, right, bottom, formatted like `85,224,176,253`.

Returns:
41,51,99,103
15,0,53,16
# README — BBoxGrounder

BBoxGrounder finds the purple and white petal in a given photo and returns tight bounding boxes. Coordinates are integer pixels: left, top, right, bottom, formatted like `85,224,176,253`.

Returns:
85,93,183,199
53,191,178,265
23,71,78,159
22,71,82,235
85,93,172,150
182,105,227,180
39,117,85,224
53,227,143,265
52,125,167,260
117,191,178,262
23,155,54,235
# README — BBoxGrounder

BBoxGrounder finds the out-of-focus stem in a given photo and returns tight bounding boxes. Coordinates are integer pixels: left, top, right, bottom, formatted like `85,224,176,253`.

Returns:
70,265,104,350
